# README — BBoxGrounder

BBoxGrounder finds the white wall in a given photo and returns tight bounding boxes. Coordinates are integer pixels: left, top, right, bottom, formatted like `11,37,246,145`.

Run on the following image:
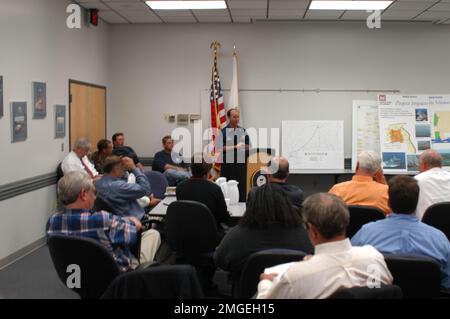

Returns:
0,0,109,261
108,22,450,158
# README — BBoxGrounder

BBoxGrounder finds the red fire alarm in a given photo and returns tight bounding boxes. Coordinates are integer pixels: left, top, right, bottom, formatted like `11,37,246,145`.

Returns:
90,9,99,26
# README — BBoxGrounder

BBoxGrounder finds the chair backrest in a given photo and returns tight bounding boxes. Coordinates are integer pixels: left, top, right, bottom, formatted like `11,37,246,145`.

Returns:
145,171,168,199
56,162,64,181
47,235,121,299
347,205,385,238
93,196,114,212
101,265,204,299
237,249,306,299
384,254,441,299
329,284,403,299
164,200,219,257
422,202,450,241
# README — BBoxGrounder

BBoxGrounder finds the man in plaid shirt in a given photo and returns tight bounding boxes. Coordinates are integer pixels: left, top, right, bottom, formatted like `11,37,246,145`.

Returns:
47,171,159,272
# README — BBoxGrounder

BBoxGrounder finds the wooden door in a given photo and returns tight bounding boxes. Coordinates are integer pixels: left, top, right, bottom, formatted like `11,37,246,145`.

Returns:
69,80,106,151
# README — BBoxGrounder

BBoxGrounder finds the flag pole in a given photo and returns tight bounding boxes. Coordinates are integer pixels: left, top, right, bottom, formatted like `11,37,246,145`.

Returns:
209,41,222,179
210,41,221,130
233,42,240,111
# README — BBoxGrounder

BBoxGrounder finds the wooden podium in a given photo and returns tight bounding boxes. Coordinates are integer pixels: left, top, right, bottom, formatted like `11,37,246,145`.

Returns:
245,148,274,196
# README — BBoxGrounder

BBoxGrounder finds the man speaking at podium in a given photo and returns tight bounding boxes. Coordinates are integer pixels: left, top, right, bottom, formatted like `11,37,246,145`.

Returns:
221,108,250,202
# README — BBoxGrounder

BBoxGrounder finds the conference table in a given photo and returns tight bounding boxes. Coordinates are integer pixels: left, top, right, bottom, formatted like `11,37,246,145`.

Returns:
150,196,247,218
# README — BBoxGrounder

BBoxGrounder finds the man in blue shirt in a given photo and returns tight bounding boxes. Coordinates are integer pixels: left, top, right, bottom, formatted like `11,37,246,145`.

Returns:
352,175,450,291
221,108,250,202
95,156,151,220
153,135,190,186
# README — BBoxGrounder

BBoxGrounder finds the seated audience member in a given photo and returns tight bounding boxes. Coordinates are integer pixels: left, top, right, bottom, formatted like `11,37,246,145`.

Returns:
46,171,160,271
89,139,113,174
352,175,450,291
61,138,99,179
414,149,450,219
248,156,304,208
214,183,313,282
329,150,390,214
256,193,393,299
153,135,190,186
112,132,145,171
95,156,151,220
176,153,230,237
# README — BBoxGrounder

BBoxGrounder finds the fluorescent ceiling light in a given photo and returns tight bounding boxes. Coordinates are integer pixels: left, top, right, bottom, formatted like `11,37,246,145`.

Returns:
146,1,227,10
310,1,392,10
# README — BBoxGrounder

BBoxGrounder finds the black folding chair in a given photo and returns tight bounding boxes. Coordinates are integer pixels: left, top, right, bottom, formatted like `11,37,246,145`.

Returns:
48,235,121,299
101,265,203,299
347,205,385,238
236,249,306,299
422,202,450,241
329,285,403,299
164,200,220,292
384,254,441,299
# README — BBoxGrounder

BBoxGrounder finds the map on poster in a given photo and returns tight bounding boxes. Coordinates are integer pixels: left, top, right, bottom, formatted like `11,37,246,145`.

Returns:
282,120,344,170
375,95,450,172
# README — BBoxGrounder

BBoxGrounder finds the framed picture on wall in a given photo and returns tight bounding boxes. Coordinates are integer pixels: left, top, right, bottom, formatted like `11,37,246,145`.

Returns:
33,81,46,118
54,104,66,139
11,102,27,143
0,76,3,118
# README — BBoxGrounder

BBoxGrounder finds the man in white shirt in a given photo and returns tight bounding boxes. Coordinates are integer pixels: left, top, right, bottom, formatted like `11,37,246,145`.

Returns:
61,138,99,179
415,149,450,219
256,193,393,299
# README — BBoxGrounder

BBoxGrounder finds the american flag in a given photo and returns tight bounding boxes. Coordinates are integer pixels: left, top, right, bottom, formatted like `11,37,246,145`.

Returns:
209,50,226,177
210,57,226,130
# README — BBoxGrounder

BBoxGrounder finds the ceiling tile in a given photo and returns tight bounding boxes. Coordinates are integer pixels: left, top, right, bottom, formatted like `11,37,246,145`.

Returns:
227,0,267,9
341,10,373,20
396,0,439,2
196,15,231,22
268,9,306,19
192,9,230,17
269,0,310,10
99,10,129,23
156,10,197,22
76,1,110,10
127,15,162,23
232,16,252,22
118,10,156,17
381,9,420,19
428,3,450,10
387,1,436,11
105,1,149,10
304,10,345,19
230,8,267,18
414,10,450,20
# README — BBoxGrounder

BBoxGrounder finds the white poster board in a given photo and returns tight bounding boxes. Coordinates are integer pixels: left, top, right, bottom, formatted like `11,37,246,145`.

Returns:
352,100,380,170
282,120,344,169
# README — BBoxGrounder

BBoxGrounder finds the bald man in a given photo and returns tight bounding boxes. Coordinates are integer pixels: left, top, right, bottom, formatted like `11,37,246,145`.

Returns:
247,157,304,208
415,149,450,219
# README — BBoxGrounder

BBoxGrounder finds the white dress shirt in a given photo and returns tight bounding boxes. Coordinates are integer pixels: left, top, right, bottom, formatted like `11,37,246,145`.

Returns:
256,239,393,299
415,167,450,219
61,151,99,177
